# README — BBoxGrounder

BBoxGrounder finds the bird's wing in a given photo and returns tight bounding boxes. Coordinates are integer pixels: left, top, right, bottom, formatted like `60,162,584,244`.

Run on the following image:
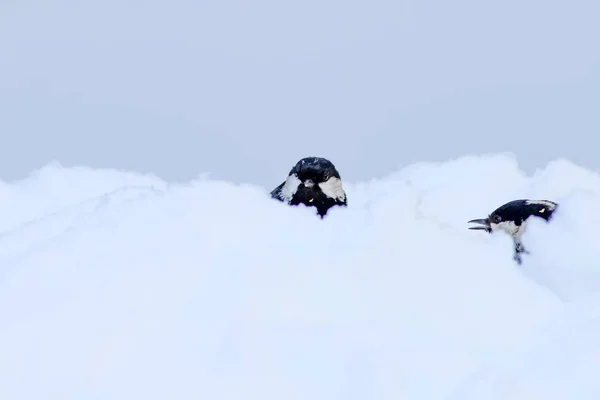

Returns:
269,181,287,202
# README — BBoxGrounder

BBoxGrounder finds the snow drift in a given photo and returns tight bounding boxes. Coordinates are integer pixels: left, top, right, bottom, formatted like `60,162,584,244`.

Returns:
1,153,599,399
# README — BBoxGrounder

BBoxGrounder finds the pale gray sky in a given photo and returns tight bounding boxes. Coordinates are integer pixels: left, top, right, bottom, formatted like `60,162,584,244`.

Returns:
1,0,598,188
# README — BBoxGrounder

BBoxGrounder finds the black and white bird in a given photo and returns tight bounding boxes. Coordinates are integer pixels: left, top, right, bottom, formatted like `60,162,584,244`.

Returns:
468,199,558,264
270,157,347,218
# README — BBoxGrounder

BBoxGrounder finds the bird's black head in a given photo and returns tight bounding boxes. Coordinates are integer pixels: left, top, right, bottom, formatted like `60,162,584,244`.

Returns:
289,157,341,184
468,199,558,237
270,157,347,218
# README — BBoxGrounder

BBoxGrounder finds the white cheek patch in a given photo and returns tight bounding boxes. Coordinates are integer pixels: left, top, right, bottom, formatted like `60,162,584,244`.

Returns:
280,174,302,203
491,221,519,236
318,177,346,202
491,219,529,240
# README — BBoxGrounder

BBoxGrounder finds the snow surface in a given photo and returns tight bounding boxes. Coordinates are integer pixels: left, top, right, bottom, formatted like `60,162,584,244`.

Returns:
1,153,600,399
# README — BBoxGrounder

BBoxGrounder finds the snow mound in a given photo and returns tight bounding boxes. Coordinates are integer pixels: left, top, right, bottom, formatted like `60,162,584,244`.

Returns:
0,154,599,399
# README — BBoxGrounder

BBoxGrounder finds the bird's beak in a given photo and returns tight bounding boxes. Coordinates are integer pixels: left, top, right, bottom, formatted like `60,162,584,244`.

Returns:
468,218,491,232
303,179,314,188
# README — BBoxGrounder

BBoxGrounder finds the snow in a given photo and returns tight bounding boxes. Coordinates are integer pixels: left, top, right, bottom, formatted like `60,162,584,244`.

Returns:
1,153,600,399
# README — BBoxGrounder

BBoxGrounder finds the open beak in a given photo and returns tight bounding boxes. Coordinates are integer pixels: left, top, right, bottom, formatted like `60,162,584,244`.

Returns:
468,218,491,233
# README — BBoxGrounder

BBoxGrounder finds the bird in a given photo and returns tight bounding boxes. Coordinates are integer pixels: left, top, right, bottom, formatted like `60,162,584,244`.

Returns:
468,199,558,264
270,157,347,218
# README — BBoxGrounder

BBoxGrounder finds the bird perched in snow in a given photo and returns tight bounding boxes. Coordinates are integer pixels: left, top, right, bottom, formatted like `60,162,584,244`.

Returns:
270,157,347,218
468,199,558,264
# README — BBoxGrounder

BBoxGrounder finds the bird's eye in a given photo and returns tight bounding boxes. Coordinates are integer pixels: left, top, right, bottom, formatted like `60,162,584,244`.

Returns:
493,215,501,223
